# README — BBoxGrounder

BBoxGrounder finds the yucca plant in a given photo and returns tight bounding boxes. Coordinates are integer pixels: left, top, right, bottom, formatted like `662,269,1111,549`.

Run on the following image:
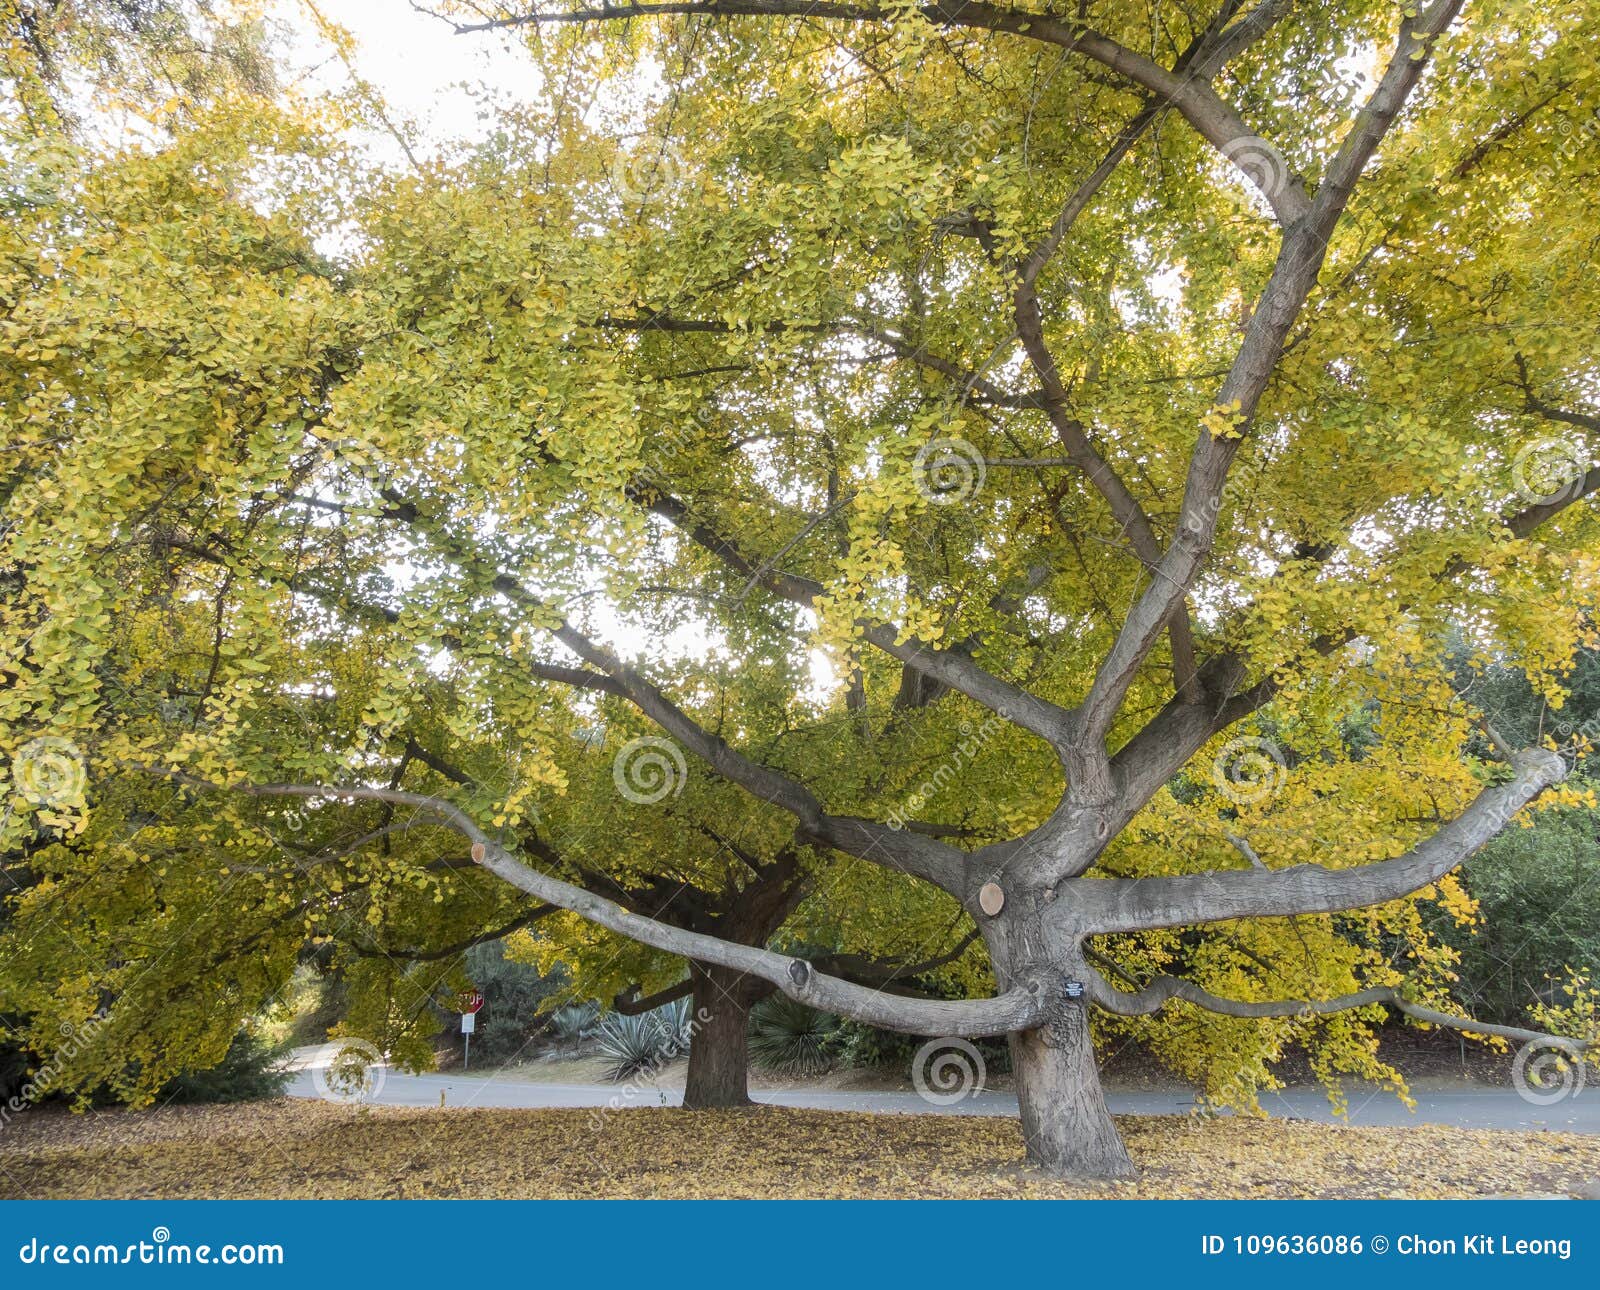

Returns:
654,998,692,1052
547,1004,598,1041
595,1001,690,1082
748,995,836,1075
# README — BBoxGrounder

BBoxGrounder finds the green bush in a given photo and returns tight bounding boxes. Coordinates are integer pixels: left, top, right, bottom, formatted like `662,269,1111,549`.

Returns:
460,940,566,1066
824,1018,1011,1076
1433,805,1600,1026
824,1018,922,1069
595,1001,689,1082
749,996,836,1074
161,1030,292,1104
548,1003,598,1041
0,1021,31,1104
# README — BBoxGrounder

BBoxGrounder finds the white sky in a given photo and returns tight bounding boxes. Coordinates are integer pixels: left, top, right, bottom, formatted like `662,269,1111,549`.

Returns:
281,0,540,155
272,4,841,687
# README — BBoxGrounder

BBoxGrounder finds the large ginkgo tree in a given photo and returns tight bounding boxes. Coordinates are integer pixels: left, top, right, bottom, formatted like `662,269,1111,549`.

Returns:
5,0,1599,1179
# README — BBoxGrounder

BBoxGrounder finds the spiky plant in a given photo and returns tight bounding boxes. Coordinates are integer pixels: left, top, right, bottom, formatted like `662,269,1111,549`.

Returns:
654,998,692,1053
748,996,836,1075
595,1012,666,1082
547,1004,598,1041
594,999,695,1082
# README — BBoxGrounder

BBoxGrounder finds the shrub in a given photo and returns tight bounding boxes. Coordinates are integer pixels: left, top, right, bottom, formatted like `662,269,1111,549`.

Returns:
460,940,566,1066
161,1030,292,1104
1431,805,1600,1026
749,996,836,1075
548,1003,598,1041
824,1018,1011,1076
825,1017,922,1069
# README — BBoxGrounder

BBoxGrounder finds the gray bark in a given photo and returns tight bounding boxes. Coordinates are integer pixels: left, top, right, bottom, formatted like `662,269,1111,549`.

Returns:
985,903,1135,1179
1074,749,1567,935
1010,1002,1134,1181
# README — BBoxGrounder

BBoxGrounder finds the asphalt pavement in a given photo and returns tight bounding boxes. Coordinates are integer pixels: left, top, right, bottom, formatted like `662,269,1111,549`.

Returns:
285,1044,1598,1133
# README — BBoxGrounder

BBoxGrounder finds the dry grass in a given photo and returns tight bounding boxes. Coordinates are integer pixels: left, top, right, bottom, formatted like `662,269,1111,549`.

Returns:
1,1099,1596,1199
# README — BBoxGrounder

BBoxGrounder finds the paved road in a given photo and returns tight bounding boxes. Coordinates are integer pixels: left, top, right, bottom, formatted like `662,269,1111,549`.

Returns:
287,1046,1597,1132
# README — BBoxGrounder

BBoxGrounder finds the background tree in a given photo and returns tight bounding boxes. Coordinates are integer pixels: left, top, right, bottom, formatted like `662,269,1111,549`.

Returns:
4,0,1600,1180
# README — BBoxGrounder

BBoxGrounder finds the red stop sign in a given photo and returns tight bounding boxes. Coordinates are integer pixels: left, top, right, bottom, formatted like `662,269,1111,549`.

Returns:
461,990,484,1014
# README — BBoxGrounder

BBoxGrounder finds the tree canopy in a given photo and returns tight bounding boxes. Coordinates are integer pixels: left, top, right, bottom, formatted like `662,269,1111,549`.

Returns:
2,0,1597,1178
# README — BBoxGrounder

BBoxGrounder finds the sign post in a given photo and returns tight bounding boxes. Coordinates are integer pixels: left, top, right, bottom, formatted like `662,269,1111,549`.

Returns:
460,990,484,1069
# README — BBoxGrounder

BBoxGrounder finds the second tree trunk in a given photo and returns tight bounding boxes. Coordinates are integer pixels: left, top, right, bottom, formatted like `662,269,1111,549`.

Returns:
682,961,753,1108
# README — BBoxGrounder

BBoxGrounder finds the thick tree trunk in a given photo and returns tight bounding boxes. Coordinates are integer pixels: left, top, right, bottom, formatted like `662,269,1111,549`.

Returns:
986,907,1136,1180
682,962,752,1108
1010,999,1135,1180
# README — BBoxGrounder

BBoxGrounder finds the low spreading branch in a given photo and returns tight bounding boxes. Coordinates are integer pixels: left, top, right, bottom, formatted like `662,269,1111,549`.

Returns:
1087,965,1594,1053
175,777,1047,1038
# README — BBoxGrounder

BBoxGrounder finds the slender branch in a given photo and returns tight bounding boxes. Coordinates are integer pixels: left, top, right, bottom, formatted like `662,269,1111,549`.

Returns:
1075,0,1467,746
353,905,557,963
1087,966,1594,1052
809,926,980,988
639,484,1075,743
451,1,1310,221
368,497,965,888
613,979,696,1014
